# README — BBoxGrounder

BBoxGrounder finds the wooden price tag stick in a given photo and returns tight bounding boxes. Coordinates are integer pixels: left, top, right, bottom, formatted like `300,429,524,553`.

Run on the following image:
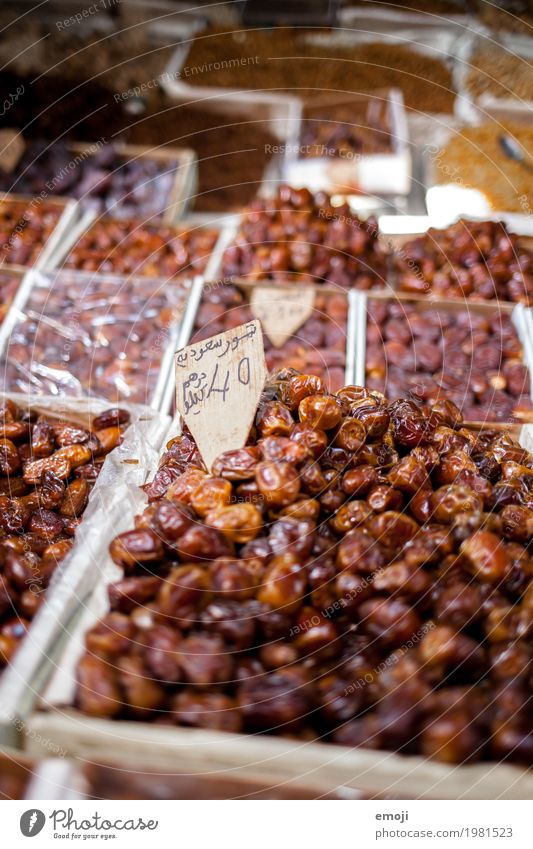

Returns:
175,319,267,472
250,286,315,348
0,130,25,174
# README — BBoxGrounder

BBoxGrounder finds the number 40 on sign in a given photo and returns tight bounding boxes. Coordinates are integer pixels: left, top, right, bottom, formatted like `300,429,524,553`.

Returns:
175,319,267,472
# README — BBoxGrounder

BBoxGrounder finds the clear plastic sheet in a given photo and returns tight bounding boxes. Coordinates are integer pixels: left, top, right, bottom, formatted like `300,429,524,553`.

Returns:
0,270,191,408
0,141,181,222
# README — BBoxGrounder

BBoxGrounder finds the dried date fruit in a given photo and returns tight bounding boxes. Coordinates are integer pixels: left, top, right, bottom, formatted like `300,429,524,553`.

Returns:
0,402,129,668
73,376,533,766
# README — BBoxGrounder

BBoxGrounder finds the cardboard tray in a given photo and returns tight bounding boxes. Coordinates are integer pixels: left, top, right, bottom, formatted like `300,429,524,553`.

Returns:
454,29,533,125
67,142,198,225
44,208,240,282
377,213,533,304
352,292,533,424
0,268,194,413
159,32,303,188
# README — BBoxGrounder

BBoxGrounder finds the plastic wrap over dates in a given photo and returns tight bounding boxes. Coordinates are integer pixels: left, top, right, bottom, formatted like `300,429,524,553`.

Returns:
76,372,533,766
0,140,179,221
0,271,189,404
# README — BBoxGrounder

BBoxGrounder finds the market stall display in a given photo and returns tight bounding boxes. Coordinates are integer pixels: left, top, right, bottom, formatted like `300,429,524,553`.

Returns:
0,141,193,223
179,27,456,114
126,93,283,213
299,92,395,157
0,15,172,94
222,186,387,288
69,375,533,767
396,219,533,304
430,123,533,213
0,0,532,806
466,43,533,101
365,299,533,422
0,72,130,140
191,283,349,392
285,88,411,197
0,196,74,269
62,216,220,277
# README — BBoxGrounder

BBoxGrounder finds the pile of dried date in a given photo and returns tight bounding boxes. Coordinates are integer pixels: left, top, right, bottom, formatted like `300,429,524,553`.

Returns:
64,218,219,277
222,186,386,289
397,219,533,304
0,199,64,267
0,401,130,667
366,301,532,423
77,374,533,765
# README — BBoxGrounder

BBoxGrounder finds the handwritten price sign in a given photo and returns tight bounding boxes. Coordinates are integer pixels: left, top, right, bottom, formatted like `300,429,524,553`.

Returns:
175,319,267,471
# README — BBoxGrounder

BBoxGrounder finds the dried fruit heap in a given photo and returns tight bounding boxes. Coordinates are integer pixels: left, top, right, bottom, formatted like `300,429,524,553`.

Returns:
0,402,130,667
77,374,533,765
64,218,218,278
222,186,386,289
397,220,533,304
0,199,64,267
366,301,532,423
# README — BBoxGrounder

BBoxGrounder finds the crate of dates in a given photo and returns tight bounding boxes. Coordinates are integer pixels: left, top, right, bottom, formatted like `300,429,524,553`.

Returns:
222,186,388,290
392,218,533,305
0,269,193,410
185,281,353,395
54,210,233,280
17,373,533,799
285,89,411,197
0,194,78,271
0,141,197,225
363,296,533,425
0,394,169,746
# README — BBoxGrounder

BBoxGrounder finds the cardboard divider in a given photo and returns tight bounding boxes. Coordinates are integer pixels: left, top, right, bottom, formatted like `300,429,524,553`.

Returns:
159,277,357,414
